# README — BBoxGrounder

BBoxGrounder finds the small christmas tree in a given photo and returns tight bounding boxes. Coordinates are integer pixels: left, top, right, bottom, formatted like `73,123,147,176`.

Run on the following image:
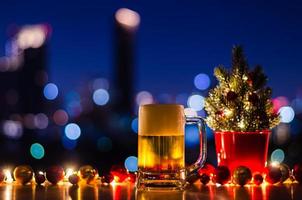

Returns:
205,46,280,132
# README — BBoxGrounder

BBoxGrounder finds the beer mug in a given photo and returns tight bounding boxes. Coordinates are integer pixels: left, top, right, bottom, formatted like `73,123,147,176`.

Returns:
136,104,207,190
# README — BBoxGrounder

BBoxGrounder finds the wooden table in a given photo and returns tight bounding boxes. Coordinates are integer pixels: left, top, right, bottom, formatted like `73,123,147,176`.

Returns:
1,183,302,200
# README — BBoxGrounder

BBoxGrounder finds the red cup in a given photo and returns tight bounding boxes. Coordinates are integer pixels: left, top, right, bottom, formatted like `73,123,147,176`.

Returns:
214,130,270,173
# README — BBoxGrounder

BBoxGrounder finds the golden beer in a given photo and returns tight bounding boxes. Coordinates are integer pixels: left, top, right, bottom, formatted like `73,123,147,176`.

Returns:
138,135,184,171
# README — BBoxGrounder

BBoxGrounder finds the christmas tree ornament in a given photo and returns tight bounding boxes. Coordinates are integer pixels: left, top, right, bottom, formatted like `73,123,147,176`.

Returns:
126,172,136,183
110,165,128,182
213,166,230,185
46,166,65,185
198,163,216,177
79,165,98,184
101,174,114,184
266,165,282,184
279,163,290,183
0,170,5,183
253,173,263,185
233,166,252,186
293,164,302,184
35,172,46,185
13,165,34,185
68,173,80,185
200,173,210,185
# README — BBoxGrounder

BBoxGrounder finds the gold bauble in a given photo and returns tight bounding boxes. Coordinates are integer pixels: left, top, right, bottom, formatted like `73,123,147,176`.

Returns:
13,165,34,185
79,165,98,184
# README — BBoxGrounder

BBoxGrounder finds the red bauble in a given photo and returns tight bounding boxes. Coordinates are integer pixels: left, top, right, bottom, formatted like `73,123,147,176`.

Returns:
200,173,210,185
110,165,127,182
253,173,264,185
0,170,5,183
46,166,65,185
69,174,80,185
293,164,302,184
101,174,114,184
127,173,136,183
214,166,231,185
266,165,282,184
233,166,252,186
198,163,216,176
35,173,46,185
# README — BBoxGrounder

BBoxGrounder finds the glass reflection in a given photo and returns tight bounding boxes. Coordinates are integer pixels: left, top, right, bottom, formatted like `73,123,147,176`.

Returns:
136,190,185,200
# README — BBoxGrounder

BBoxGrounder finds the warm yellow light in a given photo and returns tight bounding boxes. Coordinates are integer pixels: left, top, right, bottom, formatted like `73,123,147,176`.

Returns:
224,109,233,117
271,161,280,167
65,168,74,179
4,169,13,183
115,8,140,28
17,25,47,49
238,121,245,129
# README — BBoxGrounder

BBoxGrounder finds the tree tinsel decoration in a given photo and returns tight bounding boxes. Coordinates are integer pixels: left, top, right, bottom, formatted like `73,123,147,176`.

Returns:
205,46,280,131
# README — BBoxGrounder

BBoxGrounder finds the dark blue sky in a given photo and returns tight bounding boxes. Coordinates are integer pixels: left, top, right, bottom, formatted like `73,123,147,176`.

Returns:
1,0,302,99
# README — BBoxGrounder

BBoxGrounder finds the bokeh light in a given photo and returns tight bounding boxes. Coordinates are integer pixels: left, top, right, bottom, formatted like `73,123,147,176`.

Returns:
271,149,285,163
131,118,138,134
194,73,211,90
43,83,58,100
274,123,290,145
136,91,153,106
273,96,289,113
184,108,198,117
115,8,140,28
34,113,48,129
278,106,295,123
92,89,110,106
97,137,113,152
17,25,47,49
65,168,74,179
2,120,23,139
187,94,205,111
64,123,81,140
53,109,69,126
30,143,45,159
124,156,138,172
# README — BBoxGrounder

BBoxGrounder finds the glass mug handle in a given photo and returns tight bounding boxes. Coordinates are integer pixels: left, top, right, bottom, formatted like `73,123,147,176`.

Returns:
185,116,207,182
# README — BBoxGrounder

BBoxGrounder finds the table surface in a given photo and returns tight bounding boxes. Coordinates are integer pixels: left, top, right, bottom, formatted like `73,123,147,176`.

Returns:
1,183,302,200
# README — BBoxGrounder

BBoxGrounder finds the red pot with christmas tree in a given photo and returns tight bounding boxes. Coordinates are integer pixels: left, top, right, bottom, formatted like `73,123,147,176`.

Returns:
205,46,280,173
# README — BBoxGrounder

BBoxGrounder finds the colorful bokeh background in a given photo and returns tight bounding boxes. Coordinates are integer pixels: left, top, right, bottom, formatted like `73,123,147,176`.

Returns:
0,0,301,174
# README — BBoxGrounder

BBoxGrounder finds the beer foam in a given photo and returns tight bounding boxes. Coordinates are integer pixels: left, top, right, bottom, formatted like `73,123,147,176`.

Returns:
138,104,185,136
